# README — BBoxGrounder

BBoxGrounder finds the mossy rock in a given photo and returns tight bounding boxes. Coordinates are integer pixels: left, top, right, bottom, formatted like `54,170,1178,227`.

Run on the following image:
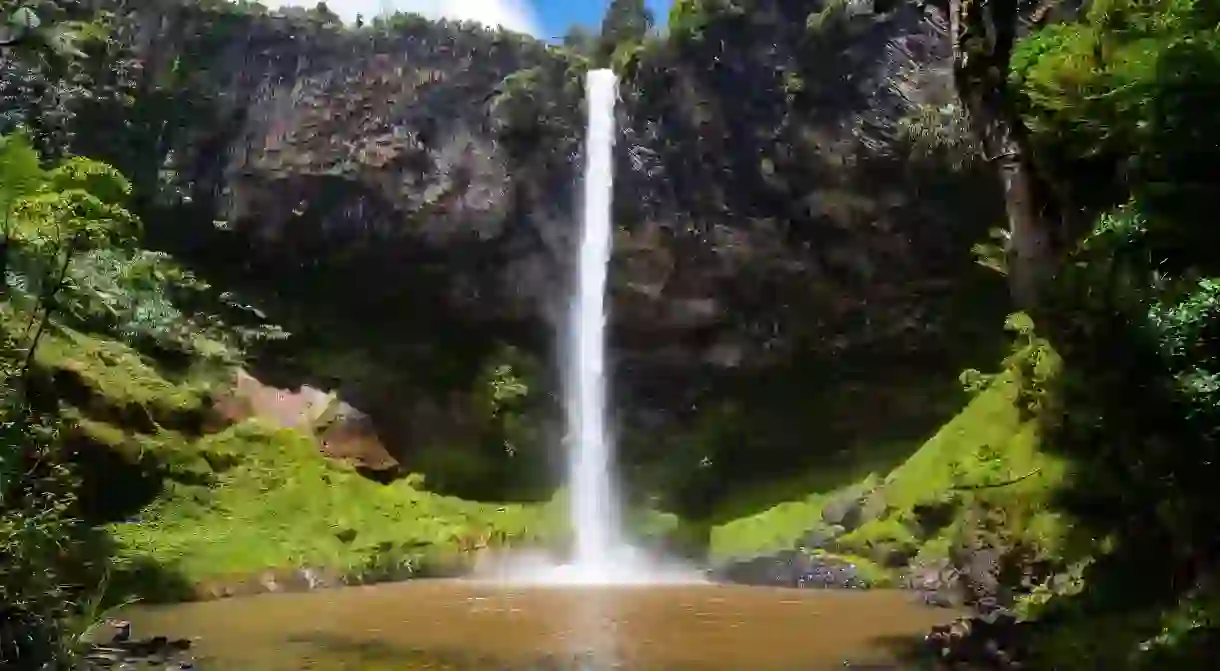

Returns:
834,518,921,568
37,327,214,433
820,476,881,531
806,550,895,588
796,523,845,551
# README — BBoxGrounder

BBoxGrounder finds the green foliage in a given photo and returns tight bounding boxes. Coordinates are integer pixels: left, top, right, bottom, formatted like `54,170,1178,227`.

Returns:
805,0,852,35
1,3,102,60
1011,0,1220,234
709,493,831,560
668,0,745,44
990,0,1220,664
473,345,534,458
2,132,250,364
596,0,654,65
895,102,982,171
0,401,88,669
969,227,1010,277
106,420,553,597
835,517,919,560
0,110,276,661
0,2,121,158
0,134,143,668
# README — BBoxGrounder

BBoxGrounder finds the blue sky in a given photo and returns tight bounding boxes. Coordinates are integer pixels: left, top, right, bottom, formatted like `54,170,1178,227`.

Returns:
534,0,674,39
260,0,674,39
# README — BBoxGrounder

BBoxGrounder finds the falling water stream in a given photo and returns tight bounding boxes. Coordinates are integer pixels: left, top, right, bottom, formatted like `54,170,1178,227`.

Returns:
493,69,699,586
566,68,626,579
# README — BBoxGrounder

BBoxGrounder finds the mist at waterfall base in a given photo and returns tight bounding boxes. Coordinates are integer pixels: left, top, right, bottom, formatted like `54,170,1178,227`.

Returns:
478,70,701,587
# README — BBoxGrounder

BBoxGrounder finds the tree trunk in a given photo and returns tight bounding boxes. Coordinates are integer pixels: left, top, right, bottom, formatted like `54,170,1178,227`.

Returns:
949,0,1062,310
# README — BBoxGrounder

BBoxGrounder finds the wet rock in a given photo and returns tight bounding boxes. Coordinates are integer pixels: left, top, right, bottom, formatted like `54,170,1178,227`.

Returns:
902,558,963,609
710,549,872,590
796,524,844,550
84,622,194,670
954,544,1005,607
924,610,1029,669
710,550,810,587
795,556,872,590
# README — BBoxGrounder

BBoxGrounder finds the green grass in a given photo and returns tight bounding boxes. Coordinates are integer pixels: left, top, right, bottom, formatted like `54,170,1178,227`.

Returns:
106,420,559,597
22,325,691,601
708,367,1071,584
709,494,832,560
878,373,1064,514
835,517,920,560
703,439,918,528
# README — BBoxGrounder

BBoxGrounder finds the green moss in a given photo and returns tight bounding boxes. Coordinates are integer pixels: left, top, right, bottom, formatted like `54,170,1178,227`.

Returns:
36,327,211,422
911,534,953,566
68,413,129,450
710,364,1073,591
880,374,1060,512
836,518,920,560
1027,589,1220,670
107,420,552,597
62,408,215,480
709,494,830,561
708,471,893,562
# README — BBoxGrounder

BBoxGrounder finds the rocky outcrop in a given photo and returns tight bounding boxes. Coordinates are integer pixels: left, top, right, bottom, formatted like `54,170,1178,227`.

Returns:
709,549,875,590
25,0,1008,507
215,369,399,472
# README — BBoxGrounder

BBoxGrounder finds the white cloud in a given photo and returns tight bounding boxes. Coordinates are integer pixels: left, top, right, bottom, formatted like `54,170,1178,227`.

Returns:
257,0,541,35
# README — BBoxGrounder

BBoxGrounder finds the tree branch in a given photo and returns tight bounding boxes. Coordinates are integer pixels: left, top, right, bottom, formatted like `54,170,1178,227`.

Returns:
951,468,1042,491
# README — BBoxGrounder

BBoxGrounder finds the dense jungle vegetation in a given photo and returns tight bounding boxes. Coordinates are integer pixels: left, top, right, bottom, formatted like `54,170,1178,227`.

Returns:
2,0,1219,668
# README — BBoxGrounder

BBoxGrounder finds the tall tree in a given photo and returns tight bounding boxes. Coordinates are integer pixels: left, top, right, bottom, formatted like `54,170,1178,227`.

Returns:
598,0,654,64
946,0,1072,310
563,24,598,56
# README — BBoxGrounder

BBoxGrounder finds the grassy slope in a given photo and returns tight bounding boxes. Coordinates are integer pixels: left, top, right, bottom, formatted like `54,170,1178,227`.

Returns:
22,325,561,599
34,325,689,602
106,420,556,593
709,367,1070,590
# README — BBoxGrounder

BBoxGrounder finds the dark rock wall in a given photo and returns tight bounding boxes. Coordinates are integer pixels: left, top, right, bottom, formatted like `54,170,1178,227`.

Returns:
19,0,1009,510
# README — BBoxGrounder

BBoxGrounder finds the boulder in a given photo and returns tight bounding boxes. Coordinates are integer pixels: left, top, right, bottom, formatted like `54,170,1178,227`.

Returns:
215,369,399,472
822,493,866,531
797,524,845,550
710,549,873,590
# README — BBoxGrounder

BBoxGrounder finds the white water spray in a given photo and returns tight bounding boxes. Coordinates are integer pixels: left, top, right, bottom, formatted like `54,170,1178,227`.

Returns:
477,70,701,587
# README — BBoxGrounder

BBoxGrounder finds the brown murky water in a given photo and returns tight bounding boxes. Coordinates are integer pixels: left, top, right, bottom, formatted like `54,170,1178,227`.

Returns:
124,581,954,670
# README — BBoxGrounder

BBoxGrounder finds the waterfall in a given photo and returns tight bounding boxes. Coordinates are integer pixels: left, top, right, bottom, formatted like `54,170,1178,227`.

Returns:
483,69,701,587
566,68,624,578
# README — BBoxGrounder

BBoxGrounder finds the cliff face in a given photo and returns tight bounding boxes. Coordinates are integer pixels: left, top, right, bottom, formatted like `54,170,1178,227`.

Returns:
14,0,1007,511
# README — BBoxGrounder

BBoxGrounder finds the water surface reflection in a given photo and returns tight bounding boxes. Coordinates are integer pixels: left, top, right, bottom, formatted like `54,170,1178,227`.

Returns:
124,580,955,670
